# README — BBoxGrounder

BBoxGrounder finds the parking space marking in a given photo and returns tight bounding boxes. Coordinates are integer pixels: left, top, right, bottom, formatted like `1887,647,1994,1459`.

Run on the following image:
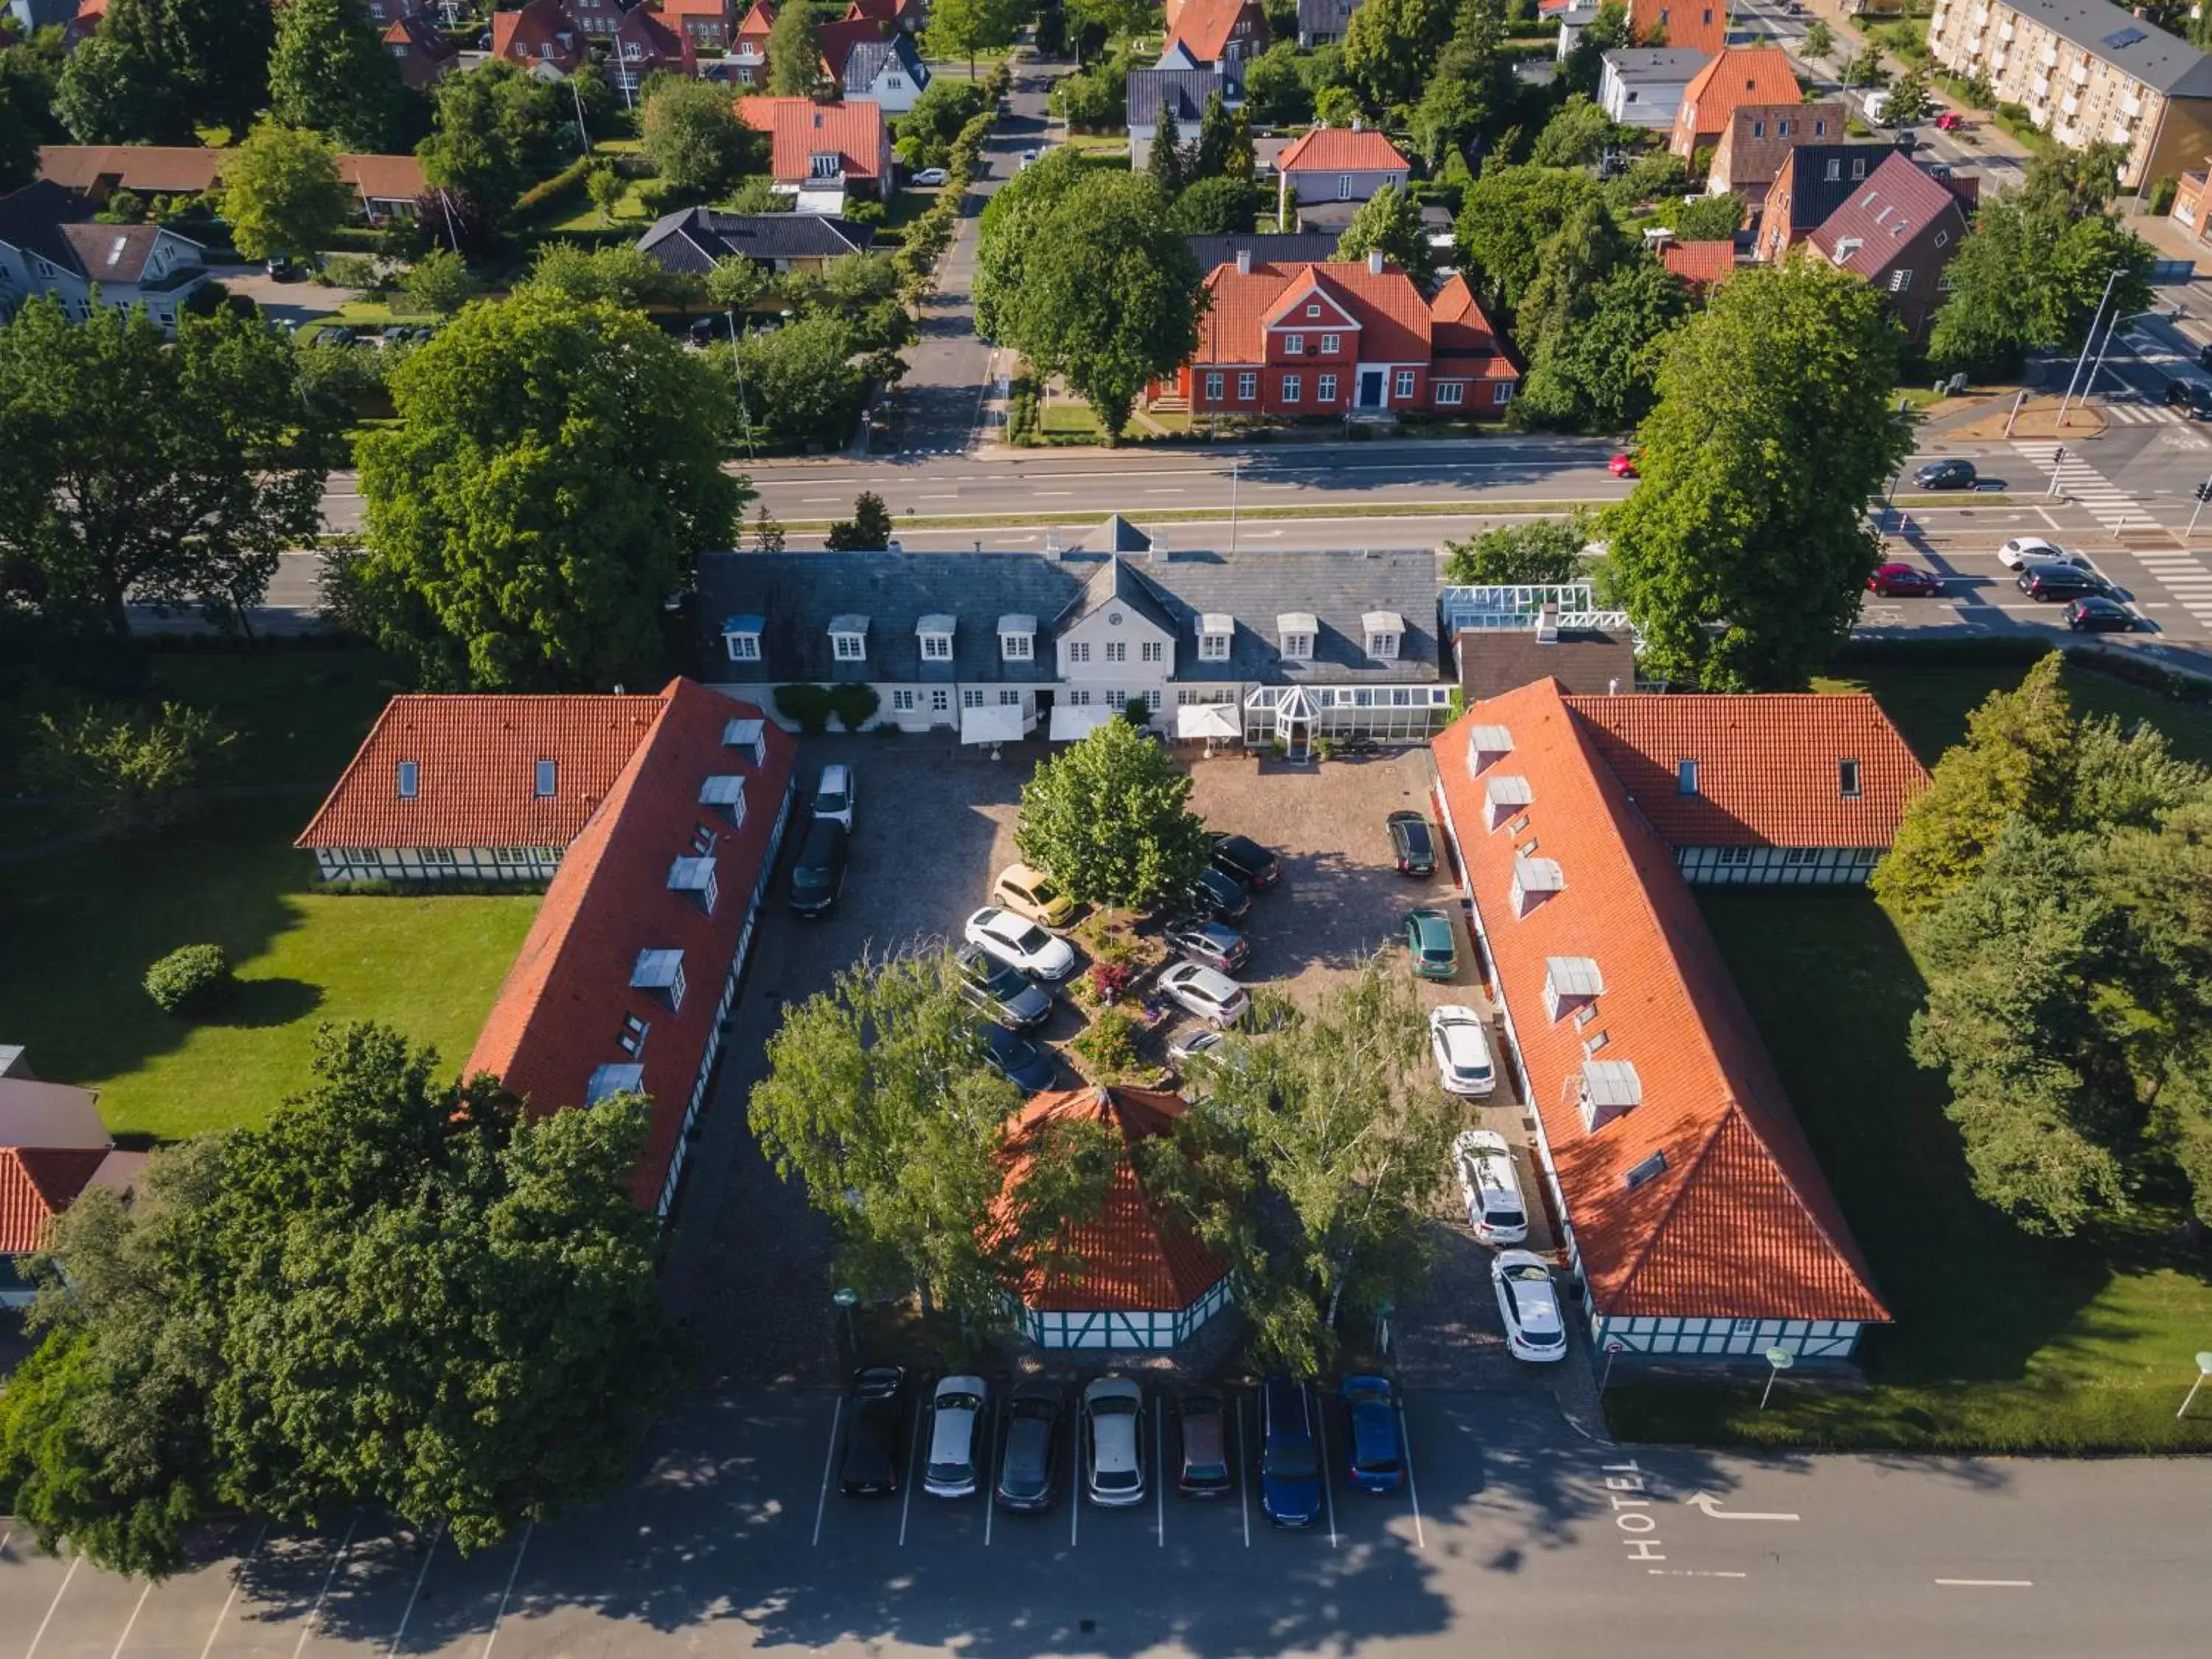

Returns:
386,1523,443,1658
477,1524,532,1659
812,1397,844,1548
983,1396,1003,1548
1233,1394,1251,1548
25,1554,83,1659
291,1517,357,1659
108,1583,153,1659
1935,1579,2034,1588
197,1523,267,1659
1069,1412,1082,1549
1313,1386,1338,1548
1155,1398,1166,1548
1397,1405,1425,1551
898,1401,922,1547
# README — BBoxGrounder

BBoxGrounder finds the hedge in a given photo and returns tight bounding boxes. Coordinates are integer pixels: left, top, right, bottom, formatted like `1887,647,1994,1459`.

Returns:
515,153,597,218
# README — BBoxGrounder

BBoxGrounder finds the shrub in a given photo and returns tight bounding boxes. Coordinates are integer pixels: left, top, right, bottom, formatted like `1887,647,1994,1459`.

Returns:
145,944,234,1017
774,682,835,733
2149,175,2179,215
1071,1004,1143,1079
1088,959,1137,1003
826,682,881,730
319,253,384,289
24,701,233,835
515,153,597,218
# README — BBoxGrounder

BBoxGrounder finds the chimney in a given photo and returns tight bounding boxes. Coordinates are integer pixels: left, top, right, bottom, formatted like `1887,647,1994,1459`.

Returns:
1352,116,1363,131
1368,248,1385,275
1236,247,1252,274
1607,676,1622,695
1537,602,1559,644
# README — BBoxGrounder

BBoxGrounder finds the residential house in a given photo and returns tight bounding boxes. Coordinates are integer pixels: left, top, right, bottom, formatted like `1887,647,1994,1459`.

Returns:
816,15,891,86
1708,99,1846,198
1549,0,1602,58
490,0,585,74
1431,682,1928,1360
1184,230,1340,271
1670,46,1802,159
39,146,429,226
637,204,874,276
1274,123,1411,231
565,0,629,35
1428,273,1523,414
1297,0,1360,45
1630,0,1726,55
609,3,698,95
383,13,459,87
838,32,927,111
1660,237,1738,292
361,0,425,24
338,153,430,223
846,0,925,32
0,180,208,330
664,0,735,47
1127,67,1231,168
698,525,1456,750
0,1054,144,1309
1806,150,1969,338
1924,0,2212,189
1161,0,1269,66
1755,141,1884,260
65,0,102,46
728,0,774,83
999,1088,1234,1350
737,97,894,199
1598,47,1711,129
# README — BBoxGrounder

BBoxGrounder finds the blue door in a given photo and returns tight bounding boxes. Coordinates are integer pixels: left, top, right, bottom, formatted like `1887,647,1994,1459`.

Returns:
1357,369,1386,408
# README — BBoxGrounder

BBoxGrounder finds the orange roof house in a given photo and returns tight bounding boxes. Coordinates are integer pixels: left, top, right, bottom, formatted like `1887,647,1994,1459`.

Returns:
1631,0,1725,57
1661,237,1738,291
1429,272,1523,392
382,15,459,88
490,0,585,73
1670,46,1803,158
663,0,737,46
1431,683,1924,1361
736,97,892,195
815,14,891,86
1161,0,1270,63
1,1071,142,1278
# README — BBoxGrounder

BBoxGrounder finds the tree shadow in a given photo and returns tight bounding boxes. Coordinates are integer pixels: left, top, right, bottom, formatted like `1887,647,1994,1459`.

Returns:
206,977,326,1029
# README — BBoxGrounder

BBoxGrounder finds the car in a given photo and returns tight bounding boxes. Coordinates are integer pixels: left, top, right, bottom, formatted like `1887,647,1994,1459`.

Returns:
1175,1387,1234,1497
1934,109,1965,130
1387,810,1437,877
913,166,949,186
1492,1251,1568,1363
995,1380,1063,1513
2166,378,2212,417
1211,834,1281,890
2067,595,2140,632
1427,1005,1496,1098
2017,562,2110,601
1402,908,1458,981
838,1366,907,1497
2198,341,2212,372
1158,961,1251,1027
957,945,1051,1029
992,862,1077,928
1892,128,1921,154
1913,457,1975,489
1451,1127,1528,1245
264,253,298,280
787,817,848,917
688,316,719,348
981,1023,1059,1091
1257,1375,1322,1528
1607,452,1639,479
1164,915,1249,973
924,1375,987,1497
1021,147,1040,167
1868,562,1943,597
1082,1377,1145,1506
964,906,1078,981
1339,1375,1402,1495
1186,865,1251,922
1996,536,2087,571
1167,1027,1225,1069
813,762,856,830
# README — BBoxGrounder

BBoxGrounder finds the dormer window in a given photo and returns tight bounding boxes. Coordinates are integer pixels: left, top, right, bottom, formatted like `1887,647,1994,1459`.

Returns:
1276,612,1318,661
585,1062,644,1105
917,613,955,661
829,614,869,661
1484,773,1532,831
998,613,1034,661
700,774,748,827
1543,955,1603,1021
1198,612,1233,661
1464,723,1513,778
667,855,718,914
1362,610,1403,661
1579,1059,1643,1132
630,947,688,1011
1840,758,1862,798
535,759,557,799
396,761,419,799
1511,855,1562,917
723,613,764,662
722,717,767,764
810,151,841,178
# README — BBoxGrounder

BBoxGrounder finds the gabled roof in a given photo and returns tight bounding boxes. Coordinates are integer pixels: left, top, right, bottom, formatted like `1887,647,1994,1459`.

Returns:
1767,142,1884,236
844,32,923,89
636,206,873,274
1127,66,1227,128
1660,238,1736,289
37,144,223,194
613,2,694,60
1193,257,1431,366
734,0,774,34
1161,0,1262,63
1809,151,1969,278
1428,272,1517,372
1296,0,1359,32
0,1077,116,1256
1677,46,1801,138
817,15,890,78
1631,0,1725,55
1601,45,1711,80
1276,125,1410,174
1714,99,1846,191
736,97,886,181
338,153,428,201
998,1088,1231,1312
1431,682,1894,1324
492,0,582,61
1059,551,1183,639
662,0,731,15
1185,230,1339,270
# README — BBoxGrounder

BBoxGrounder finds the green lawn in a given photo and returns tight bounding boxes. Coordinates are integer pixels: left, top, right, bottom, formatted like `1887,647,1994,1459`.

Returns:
1815,660,2212,769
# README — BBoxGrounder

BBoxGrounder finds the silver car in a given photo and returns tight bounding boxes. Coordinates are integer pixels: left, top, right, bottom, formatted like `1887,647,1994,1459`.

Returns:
1082,1377,1146,1506
924,1374,988,1498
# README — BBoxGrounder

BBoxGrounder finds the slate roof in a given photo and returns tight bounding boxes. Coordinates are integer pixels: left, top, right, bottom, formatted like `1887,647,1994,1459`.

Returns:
1767,143,1882,238
1277,126,1410,173
1993,0,2212,95
1455,629,1635,701
636,206,873,274
844,32,923,91
817,15,890,78
1602,46,1710,81
1185,231,1340,270
1193,258,1432,365
1296,0,1359,32
1127,66,1226,128
1808,152,1969,279
0,181,205,284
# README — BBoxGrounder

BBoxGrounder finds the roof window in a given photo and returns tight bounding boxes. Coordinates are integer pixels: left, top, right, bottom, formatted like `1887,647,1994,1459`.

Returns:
1623,1150,1669,1192
1543,956,1604,1021
828,613,869,661
667,855,718,914
585,1062,644,1105
917,613,955,661
723,613,765,663
722,718,767,764
1677,758,1699,796
1511,855,1562,917
534,759,557,799
1840,758,1862,799
395,760,419,799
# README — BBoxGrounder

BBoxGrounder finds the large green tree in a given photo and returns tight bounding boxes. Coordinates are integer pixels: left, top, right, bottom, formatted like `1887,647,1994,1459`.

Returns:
55,0,271,141
348,288,745,689
767,0,825,94
1603,258,1910,689
1015,716,1212,908
1929,180,2154,378
924,0,1023,75
220,121,355,261
1332,183,1432,281
726,314,870,448
1341,0,1456,111
641,76,751,201
417,60,571,224
1454,164,1603,314
1515,254,1688,431
974,143,1087,341
1442,516,1590,585
1528,92,1615,167
268,0,403,150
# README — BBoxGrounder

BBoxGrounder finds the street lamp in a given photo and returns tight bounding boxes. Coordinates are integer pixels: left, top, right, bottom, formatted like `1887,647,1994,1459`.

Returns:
832,1286,859,1357
2056,268,2124,428
2178,1351,2212,1419
1759,1345,1795,1411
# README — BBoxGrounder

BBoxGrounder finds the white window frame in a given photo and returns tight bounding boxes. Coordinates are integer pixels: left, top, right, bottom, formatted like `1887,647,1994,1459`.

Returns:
1394,369,1416,399
1205,370,1225,400
1105,641,1127,664
963,688,984,708
1069,640,1091,664
920,631,953,660
725,630,762,661
1198,631,1231,661
1141,640,1162,663
832,630,866,661
1237,371,1259,400
1284,333,1305,354
1001,630,1032,661
891,689,917,711
931,689,949,713
1436,381,1464,406
1318,372,1338,401
1281,631,1315,660
1321,332,1340,353
1282,374,1301,403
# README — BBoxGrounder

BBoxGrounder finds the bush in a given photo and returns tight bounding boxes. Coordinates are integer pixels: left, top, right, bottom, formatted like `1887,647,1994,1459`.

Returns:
773,682,835,733
1071,1004,1144,1079
2149,175,2178,215
144,944,234,1018
24,700,234,835
515,153,597,218
1088,959,1137,1002
319,253,384,289
826,683,881,730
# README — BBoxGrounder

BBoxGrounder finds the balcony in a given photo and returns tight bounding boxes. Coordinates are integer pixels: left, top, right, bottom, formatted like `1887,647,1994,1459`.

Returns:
2110,121,2132,145
2070,61,2088,84
2060,91,2079,116
1972,4,1987,21
1999,20,2013,39
2122,91,2143,116
1991,47,2008,69
2031,73,2050,97
2039,44,2058,67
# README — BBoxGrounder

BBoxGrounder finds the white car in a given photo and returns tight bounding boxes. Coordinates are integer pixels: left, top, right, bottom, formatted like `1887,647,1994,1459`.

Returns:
1996,536,2089,571
912,167,949,186
813,763,855,831
1491,1251,1567,1363
963,906,1077,981
1082,1377,1145,1506
924,1375,988,1497
1158,961,1251,1027
1452,1128,1528,1246
1168,1027,1225,1066
1428,1005,1496,1098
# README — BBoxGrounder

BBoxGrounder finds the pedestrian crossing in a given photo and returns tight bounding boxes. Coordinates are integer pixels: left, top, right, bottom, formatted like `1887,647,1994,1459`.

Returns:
2011,442,2160,532
2132,548,2212,635
2101,402,2212,448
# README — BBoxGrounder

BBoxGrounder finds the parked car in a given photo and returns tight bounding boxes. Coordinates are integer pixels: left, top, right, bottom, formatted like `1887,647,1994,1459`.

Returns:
1158,961,1251,1027
1451,1127,1528,1245
992,862,1077,928
1186,865,1251,921
2017,562,2110,601
1175,1387,1234,1497
1402,908,1458,981
2165,378,2212,417
1082,1377,1146,1506
924,1375,988,1498
787,818,848,917
1387,810,1437,877
1868,562,1943,597
995,1380,1063,1513
1996,536,2086,571
981,1023,1059,1091
957,945,1051,1029
1338,1375,1402,1495
1607,452,1639,479
1492,1251,1568,1363
1257,1375,1322,1528
2199,341,2212,372
913,166,949,185
264,253,298,280
814,763,856,830
964,905,1078,981
1164,916,1249,973
1429,1005,1497,1098
838,1365,907,1497
1167,1026,1225,1067
2067,595,2140,632
688,316,719,348
1020,147,1040,167
1934,109,1965,130
1211,834,1281,890
1913,457,1975,489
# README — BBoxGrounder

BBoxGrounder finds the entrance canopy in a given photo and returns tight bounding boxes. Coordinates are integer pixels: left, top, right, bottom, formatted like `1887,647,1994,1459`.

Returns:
961,703,1026,746
1175,704,1240,741
1048,705,1114,742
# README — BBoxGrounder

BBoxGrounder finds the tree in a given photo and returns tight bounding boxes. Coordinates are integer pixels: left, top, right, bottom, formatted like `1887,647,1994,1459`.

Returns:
24,702,234,835
1528,93,1614,167
586,161,625,223
268,0,403,150
824,490,896,551
418,60,571,223
1172,173,1262,233
1504,195,1627,361
519,242,681,310
925,0,1022,75
974,145,1088,341
1193,89,1239,180
1841,46,1886,87
1242,41,1314,125
219,122,353,261
1454,164,1603,313
1660,188,1745,240
1802,17,1834,61
1147,99,1187,195
706,252,770,314
1442,516,1590,585
730,314,869,447
1885,64,1934,127
1515,254,1688,431
0,299,333,640
1929,181,2154,378
1342,0,1456,111
1332,183,1432,281
349,289,745,689
641,77,750,200
1602,258,1910,689
1560,0,1626,94
0,63,43,191
751,504,787,552
1015,716,1211,908
768,0,825,94
53,0,271,141
402,246,478,313
898,77,989,169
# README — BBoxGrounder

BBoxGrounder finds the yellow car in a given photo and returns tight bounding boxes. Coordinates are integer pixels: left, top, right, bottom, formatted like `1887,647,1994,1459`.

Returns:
991,863,1077,928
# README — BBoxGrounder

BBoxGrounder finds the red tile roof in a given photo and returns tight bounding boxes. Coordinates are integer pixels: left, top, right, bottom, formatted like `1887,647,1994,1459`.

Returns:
736,0,775,39
1428,274,1521,380
1632,0,1725,55
491,0,581,64
613,1,696,65
1661,238,1738,288
736,97,887,182
1562,692,1928,847
1162,0,1265,63
1808,152,1969,280
1674,46,1801,147
465,679,796,1211
0,1078,113,1255
1193,259,1431,366
817,15,890,79
1276,125,1409,175
1430,681,1893,1325
295,692,669,852
998,1088,1231,1312
661,0,731,17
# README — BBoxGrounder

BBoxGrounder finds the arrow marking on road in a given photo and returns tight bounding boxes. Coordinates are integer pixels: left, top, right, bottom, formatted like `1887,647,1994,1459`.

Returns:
1683,1492,1800,1522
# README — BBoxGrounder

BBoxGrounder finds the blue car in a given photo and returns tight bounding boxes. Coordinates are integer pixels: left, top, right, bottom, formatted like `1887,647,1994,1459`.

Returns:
1339,1375,1402,1494
1258,1376,1322,1528
981,1023,1058,1092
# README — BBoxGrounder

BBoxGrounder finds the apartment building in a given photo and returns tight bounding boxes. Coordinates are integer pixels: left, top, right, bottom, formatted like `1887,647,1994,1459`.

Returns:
1924,0,2212,189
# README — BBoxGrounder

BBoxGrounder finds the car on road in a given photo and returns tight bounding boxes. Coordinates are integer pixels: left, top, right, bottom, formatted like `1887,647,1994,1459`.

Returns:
1339,1375,1402,1495
1387,810,1437,876
1158,961,1251,1027
1082,1377,1146,1506
1997,536,2088,571
787,818,849,917
1186,865,1251,922
265,253,299,280
995,1380,1064,1514
689,316,720,348
1429,1005,1496,1097
813,763,856,830
2199,341,2212,372
1258,1375,1322,1528
964,905,1078,981
2018,562,2111,602
957,945,1051,1029
838,1366,907,1497
1211,834,1282,890
2067,595,2140,632
1868,562,1943,597
913,167,949,186
1020,147,1040,167
992,862,1077,928
1402,907,1459,980
1607,451,1639,479
1175,1388,1234,1498
1934,109,1965,130
1492,1251,1568,1363
1913,457,1975,490
925,1375,988,1498
1164,915,1249,973
2165,379,2212,417
981,1023,1059,1091
1452,1127,1528,1245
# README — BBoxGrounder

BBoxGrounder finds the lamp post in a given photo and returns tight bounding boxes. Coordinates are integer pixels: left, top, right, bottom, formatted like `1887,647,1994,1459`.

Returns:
832,1286,859,1360
2056,268,2124,428
1229,458,1241,555
1758,1345,1795,1411
1601,1335,1626,1396
2178,1351,2212,1419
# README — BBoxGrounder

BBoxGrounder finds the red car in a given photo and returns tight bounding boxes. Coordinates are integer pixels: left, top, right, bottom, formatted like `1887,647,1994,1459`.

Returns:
1868,562,1942,597
1934,111,1964,131
1608,453,1639,479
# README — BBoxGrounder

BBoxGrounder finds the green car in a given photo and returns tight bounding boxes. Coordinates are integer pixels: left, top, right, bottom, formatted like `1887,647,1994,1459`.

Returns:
1403,908,1458,981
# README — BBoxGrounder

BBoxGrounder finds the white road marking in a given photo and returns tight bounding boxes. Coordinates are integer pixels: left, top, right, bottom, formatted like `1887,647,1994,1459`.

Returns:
478,1524,532,1659
812,1397,844,1548
1397,1404,1425,1551
983,1395,1000,1548
800,497,844,504
386,1524,443,1658
1314,1385,1338,1548
1648,1568,1749,1579
898,1400,922,1547
292,1517,358,1659
109,1582,153,1659
26,1556,83,1659
1155,1397,1166,1548
196,1523,268,1659
1935,1579,2034,1587
1233,1393,1251,1548
1682,1492,1799,1522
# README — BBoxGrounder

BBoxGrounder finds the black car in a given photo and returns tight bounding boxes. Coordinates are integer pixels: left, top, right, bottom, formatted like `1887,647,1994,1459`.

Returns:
958,945,1051,1029
2067,595,2139,632
788,817,849,916
2017,562,2110,602
838,1366,907,1497
995,1380,1064,1513
689,316,719,347
2165,379,2212,417
2198,341,2212,372
1211,834,1281,890
1913,457,1977,490
1175,1387,1234,1498
1387,810,1436,877
1186,865,1250,922
981,1022,1059,1090
1164,915,1249,973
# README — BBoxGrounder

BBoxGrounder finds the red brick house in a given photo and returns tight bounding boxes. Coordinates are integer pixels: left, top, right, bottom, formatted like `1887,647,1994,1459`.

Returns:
663,0,735,46
611,2,698,94
845,0,923,32
728,0,774,82
1161,0,1270,65
383,13,459,88
1670,46,1801,159
815,14,891,88
1,1065,143,1306
1806,150,1969,340
1429,272,1523,413
1630,0,1725,56
490,0,585,74
736,97,893,197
